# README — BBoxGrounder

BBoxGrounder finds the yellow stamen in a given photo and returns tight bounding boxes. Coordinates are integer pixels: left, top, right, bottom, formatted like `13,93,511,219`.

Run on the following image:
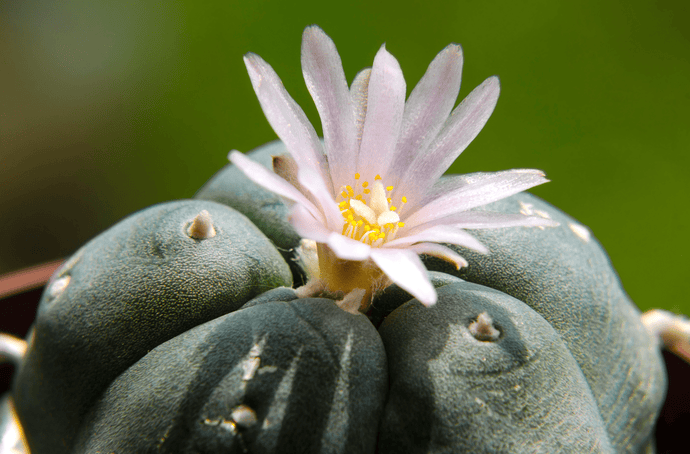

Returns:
390,206,397,211
386,186,393,191
355,173,360,179
341,191,348,198
364,225,371,232
346,186,354,197
387,197,392,204
362,181,369,188
378,233,385,239
401,196,407,203
339,201,347,208
363,189,370,194
355,195,363,201
398,222,405,227
375,175,382,180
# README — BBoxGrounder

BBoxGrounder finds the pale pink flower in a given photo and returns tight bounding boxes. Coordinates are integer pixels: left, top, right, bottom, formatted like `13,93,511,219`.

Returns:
229,26,555,312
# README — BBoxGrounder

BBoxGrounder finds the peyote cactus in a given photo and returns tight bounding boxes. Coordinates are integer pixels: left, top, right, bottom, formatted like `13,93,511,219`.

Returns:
2,25,677,453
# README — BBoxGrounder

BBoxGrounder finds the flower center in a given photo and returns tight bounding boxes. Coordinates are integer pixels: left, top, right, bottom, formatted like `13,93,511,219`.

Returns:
337,173,408,247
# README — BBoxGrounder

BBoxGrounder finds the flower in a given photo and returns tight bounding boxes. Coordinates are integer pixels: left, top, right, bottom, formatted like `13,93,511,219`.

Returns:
229,25,555,313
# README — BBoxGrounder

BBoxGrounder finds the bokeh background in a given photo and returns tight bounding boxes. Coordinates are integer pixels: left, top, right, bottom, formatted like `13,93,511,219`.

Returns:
1,0,689,315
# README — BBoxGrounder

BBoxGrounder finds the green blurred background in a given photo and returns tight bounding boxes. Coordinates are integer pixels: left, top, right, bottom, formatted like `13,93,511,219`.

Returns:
1,0,688,313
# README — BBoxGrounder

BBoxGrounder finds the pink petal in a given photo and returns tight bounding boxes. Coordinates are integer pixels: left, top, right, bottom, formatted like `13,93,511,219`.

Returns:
288,203,331,242
370,248,437,306
297,166,344,232
384,225,489,254
356,45,406,183
403,169,548,230
244,53,332,193
229,150,324,224
408,243,468,269
397,76,500,202
290,204,371,261
326,234,371,261
388,44,464,188
405,210,558,235
301,26,357,188
351,68,371,153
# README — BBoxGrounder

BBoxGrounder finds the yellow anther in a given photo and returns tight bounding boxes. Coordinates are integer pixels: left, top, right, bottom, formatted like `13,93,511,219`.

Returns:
375,175,382,180
390,206,397,211
339,201,347,208
347,214,354,221
341,191,348,198
355,195,363,201
386,186,393,191
355,173,360,179
364,225,371,232
357,220,363,226
350,220,357,227
363,189,370,194
401,196,407,203
387,197,392,204
398,222,405,227
362,181,369,188
378,233,386,239
346,186,354,197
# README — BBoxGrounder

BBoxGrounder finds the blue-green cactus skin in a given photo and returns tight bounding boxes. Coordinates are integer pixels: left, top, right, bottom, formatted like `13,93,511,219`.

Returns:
72,290,387,454
14,200,292,454
377,277,614,453
426,194,666,453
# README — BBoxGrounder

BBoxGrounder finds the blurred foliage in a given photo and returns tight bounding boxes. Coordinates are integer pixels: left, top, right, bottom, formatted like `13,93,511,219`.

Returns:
1,0,688,313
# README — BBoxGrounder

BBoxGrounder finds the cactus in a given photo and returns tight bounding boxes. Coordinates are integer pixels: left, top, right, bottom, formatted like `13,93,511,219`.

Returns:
3,141,666,453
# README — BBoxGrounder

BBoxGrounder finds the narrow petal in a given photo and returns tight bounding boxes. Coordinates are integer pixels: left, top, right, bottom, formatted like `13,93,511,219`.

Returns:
291,205,371,261
229,151,324,223
408,243,468,269
244,53,332,192
289,203,331,243
326,234,371,261
388,44,464,186
397,76,500,202
384,225,489,254
405,209,558,235
297,166,344,231
403,169,548,230
351,68,371,151
301,26,357,187
356,45,406,182
370,248,437,306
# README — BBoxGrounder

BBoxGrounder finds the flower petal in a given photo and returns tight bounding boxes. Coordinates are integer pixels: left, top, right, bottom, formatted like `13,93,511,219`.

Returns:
229,150,324,224
291,204,371,261
388,44,464,186
326,233,371,261
370,248,437,306
356,45,406,183
405,209,558,235
403,169,549,229
351,68,371,151
297,166,344,231
244,53,332,192
301,26,357,188
384,225,489,254
408,242,468,269
397,76,500,202
288,203,331,242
